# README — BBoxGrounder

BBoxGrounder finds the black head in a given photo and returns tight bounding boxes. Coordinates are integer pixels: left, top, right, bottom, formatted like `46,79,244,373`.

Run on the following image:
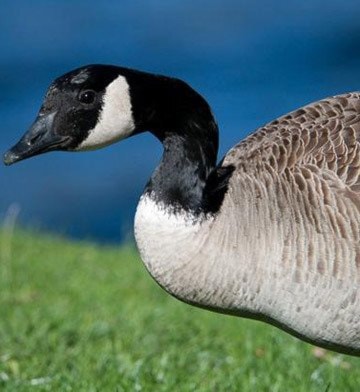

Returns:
3,64,137,165
3,64,218,166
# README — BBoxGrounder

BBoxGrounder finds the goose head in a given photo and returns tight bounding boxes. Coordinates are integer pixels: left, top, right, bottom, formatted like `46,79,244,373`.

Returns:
4,64,218,170
3,65,142,165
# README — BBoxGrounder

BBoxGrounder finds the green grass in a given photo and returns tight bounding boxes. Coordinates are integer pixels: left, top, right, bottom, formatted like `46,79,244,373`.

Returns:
0,229,359,391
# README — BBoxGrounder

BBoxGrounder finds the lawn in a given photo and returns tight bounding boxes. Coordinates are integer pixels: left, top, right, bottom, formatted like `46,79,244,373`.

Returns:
0,228,359,391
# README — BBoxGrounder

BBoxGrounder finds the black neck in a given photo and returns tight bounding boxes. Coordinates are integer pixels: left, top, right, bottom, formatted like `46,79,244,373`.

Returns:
123,68,232,214
147,127,218,213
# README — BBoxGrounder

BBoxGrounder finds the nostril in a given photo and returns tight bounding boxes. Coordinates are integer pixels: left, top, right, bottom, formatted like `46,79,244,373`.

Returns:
28,131,45,146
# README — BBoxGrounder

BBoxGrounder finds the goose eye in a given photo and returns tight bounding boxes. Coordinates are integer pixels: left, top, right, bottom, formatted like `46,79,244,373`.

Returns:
79,90,96,104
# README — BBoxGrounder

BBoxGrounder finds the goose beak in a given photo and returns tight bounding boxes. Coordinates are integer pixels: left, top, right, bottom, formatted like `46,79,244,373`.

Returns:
3,112,70,166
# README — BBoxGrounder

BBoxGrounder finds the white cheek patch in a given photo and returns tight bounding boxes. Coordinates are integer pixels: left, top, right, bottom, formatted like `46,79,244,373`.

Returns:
77,75,135,150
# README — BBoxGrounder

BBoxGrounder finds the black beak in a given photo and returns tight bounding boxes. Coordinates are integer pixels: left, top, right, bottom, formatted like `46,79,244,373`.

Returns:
3,112,71,166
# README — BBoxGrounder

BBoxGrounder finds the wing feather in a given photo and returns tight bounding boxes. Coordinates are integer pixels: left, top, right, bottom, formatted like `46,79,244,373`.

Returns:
223,93,360,192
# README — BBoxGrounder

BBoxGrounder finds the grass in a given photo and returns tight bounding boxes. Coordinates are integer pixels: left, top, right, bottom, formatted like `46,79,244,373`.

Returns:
0,229,359,391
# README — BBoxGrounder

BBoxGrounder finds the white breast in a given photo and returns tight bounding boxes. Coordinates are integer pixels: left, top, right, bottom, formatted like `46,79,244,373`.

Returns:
134,192,270,312
134,194,211,295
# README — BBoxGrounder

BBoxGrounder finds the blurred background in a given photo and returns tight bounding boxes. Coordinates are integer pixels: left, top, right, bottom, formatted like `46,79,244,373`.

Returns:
1,0,360,243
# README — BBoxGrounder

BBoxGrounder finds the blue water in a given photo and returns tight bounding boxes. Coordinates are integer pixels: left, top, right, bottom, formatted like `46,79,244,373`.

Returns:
1,0,360,242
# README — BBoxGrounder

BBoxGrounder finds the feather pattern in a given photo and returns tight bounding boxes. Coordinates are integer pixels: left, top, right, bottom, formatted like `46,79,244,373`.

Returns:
136,93,360,355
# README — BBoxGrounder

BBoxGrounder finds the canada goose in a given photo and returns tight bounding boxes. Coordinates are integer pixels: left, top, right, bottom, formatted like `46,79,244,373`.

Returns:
4,65,360,356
